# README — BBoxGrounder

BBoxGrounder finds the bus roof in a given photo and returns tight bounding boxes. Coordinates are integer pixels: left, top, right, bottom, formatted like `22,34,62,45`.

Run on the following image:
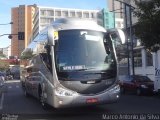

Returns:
50,18,106,32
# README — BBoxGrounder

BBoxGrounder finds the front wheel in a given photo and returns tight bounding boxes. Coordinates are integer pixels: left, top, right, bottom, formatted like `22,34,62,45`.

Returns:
39,92,48,109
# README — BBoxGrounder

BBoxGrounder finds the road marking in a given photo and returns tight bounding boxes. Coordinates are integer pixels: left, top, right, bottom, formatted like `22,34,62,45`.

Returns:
6,80,20,83
0,93,4,110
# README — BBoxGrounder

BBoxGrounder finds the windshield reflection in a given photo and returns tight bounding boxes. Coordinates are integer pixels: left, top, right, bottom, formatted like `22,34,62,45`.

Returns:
55,30,116,72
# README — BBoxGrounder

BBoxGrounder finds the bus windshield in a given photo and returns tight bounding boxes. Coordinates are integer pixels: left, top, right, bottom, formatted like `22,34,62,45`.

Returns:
55,30,116,72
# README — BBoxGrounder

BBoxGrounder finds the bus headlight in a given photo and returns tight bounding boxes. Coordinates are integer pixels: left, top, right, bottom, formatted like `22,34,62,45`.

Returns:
55,87,77,96
109,85,120,93
141,85,148,88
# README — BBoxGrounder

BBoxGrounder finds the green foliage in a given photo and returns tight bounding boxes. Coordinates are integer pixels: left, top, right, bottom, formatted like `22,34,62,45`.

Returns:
20,50,34,60
0,60,9,71
134,0,160,52
0,51,6,58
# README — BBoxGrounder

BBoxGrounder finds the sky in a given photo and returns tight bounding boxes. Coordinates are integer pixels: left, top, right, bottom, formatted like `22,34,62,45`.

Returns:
0,0,107,48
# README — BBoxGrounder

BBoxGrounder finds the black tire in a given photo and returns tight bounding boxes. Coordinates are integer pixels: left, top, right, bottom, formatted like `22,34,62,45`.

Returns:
120,87,125,94
24,88,30,97
136,88,141,96
39,91,48,110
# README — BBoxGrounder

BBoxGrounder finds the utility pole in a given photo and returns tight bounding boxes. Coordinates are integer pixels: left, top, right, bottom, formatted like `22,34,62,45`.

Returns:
115,0,135,75
129,6,135,75
124,5,130,76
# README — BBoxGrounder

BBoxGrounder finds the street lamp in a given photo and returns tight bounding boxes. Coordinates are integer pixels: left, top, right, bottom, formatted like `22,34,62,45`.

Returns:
0,22,13,25
0,22,14,38
0,22,21,39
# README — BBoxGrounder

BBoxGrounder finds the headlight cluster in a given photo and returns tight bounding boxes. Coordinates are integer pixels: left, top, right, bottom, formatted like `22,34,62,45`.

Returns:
0,83,4,87
109,85,120,93
55,87,77,96
141,85,148,88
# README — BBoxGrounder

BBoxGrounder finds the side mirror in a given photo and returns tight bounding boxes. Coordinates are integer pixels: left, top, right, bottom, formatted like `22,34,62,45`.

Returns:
48,26,55,45
107,28,125,44
104,35,111,55
117,29,125,44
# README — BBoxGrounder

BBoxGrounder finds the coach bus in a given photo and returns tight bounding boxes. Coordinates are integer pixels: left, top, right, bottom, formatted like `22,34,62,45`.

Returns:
20,18,125,109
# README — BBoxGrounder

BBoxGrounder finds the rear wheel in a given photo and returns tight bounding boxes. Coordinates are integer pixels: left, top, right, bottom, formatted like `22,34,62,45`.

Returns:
136,88,141,96
24,88,30,97
120,87,125,94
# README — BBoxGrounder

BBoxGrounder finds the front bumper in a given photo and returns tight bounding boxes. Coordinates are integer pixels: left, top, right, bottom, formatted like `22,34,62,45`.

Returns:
141,88,154,94
53,85,120,108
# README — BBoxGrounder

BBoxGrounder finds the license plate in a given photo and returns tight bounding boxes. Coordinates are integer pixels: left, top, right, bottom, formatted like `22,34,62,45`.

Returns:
86,98,98,103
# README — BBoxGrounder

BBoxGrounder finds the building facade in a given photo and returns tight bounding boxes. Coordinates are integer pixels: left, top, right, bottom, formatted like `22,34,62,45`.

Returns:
107,0,124,28
11,5,117,58
110,0,155,81
100,9,114,29
11,5,37,57
107,0,123,18
32,7,101,39
2,45,11,59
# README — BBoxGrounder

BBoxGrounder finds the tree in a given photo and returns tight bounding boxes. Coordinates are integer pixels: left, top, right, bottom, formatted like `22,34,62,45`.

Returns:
134,0,160,52
20,50,34,60
0,50,6,58
0,60,9,71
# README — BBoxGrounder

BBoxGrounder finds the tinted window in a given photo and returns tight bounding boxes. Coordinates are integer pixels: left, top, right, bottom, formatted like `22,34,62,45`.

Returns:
55,30,116,72
133,76,151,82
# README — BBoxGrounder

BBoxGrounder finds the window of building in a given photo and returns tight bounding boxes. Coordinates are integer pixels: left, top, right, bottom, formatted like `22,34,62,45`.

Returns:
41,18,50,24
50,18,54,23
134,49,142,67
55,11,61,16
83,12,89,18
47,10,54,16
105,18,109,24
41,10,46,16
77,12,82,18
105,12,108,17
70,11,75,17
91,13,95,18
62,11,68,17
97,13,103,19
41,18,45,23
146,51,153,66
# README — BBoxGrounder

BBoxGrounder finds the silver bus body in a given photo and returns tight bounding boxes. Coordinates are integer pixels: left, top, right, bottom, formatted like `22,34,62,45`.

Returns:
20,18,121,108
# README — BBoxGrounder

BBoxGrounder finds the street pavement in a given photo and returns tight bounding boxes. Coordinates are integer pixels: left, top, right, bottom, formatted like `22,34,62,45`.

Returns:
0,80,160,120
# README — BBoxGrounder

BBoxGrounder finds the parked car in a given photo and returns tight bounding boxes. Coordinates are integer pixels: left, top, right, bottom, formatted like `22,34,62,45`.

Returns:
0,72,5,81
24,72,43,98
6,65,20,80
0,72,6,94
119,75,154,95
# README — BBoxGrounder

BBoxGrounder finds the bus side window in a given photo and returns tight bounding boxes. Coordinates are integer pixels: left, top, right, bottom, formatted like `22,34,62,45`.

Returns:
40,53,52,73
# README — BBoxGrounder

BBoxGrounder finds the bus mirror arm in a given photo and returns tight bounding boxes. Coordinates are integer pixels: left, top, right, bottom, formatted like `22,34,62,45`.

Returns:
48,26,55,46
104,34,111,55
107,29,126,44
104,43,111,55
106,49,111,55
